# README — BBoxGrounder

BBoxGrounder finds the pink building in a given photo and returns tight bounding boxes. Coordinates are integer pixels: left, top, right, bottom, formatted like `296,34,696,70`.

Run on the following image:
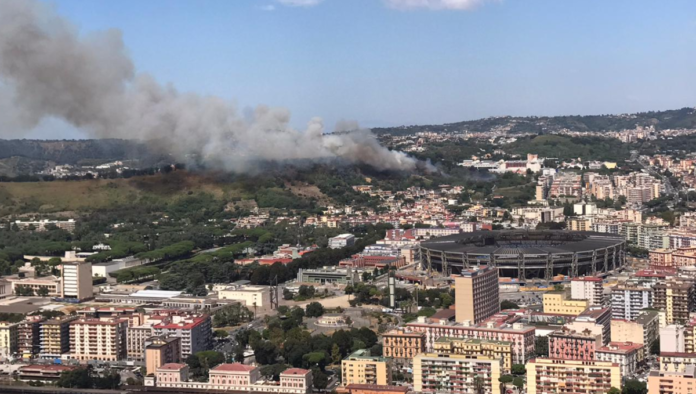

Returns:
548,327,602,360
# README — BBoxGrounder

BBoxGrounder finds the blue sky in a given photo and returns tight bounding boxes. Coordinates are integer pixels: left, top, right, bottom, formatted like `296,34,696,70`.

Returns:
33,0,696,137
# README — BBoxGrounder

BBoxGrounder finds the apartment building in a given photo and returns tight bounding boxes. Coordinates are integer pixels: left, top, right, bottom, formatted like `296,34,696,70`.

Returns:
542,292,589,316
149,363,312,393
433,337,513,372
648,366,696,394
153,315,212,358
17,316,44,359
568,218,592,232
527,358,622,394
660,353,696,373
382,329,425,362
611,311,659,350
610,283,653,320
413,353,502,394
341,350,392,386
70,318,128,361
548,328,602,361
595,342,643,378
39,315,78,358
455,266,499,324
564,306,612,346
127,323,154,361
145,336,181,375
0,322,18,360
405,319,536,364
570,277,604,305
60,261,93,301
344,384,409,394
654,280,695,324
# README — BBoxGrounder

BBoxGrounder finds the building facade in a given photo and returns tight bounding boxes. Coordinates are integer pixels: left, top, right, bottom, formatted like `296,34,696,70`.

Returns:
455,266,499,324
542,292,589,316
39,315,78,358
413,353,501,394
70,318,128,361
145,336,181,375
60,261,93,301
433,337,513,373
570,277,604,305
341,350,392,386
382,329,425,362
0,322,18,360
527,358,621,394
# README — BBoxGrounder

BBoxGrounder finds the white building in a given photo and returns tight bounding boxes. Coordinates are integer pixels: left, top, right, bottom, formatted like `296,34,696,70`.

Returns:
610,283,653,321
329,234,356,249
217,285,271,308
571,277,604,305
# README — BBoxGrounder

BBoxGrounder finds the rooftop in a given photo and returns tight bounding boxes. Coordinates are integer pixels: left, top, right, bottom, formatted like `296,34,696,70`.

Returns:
281,368,311,376
212,363,258,372
157,363,187,371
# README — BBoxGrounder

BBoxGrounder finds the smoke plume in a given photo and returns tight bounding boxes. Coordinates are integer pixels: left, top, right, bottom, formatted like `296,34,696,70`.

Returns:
0,0,424,173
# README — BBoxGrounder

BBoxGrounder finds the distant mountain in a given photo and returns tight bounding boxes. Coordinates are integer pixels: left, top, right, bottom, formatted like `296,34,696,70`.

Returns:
372,107,696,136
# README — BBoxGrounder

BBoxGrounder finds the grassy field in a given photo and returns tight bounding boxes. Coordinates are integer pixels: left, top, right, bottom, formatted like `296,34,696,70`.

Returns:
0,171,329,216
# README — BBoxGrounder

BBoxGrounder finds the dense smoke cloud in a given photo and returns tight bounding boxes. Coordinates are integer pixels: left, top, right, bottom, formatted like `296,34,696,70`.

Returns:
0,0,425,173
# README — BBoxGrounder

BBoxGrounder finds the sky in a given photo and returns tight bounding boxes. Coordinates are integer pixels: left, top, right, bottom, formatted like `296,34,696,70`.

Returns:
24,0,696,138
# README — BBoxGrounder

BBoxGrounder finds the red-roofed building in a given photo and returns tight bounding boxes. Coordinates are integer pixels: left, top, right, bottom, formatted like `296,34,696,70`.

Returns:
236,257,293,266
596,342,644,377
153,315,212,358
18,364,78,382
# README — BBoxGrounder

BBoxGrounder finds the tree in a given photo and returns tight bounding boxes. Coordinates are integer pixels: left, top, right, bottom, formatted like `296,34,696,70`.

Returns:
305,302,325,318
56,367,92,388
499,375,514,384
608,387,621,394
511,364,526,375
535,336,549,357
650,337,660,355
500,300,519,310
622,379,647,394
512,377,524,391
36,287,49,297
254,340,279,365
312,367,328,390
331,343,341,365
344,285,354,295
214,329,229,339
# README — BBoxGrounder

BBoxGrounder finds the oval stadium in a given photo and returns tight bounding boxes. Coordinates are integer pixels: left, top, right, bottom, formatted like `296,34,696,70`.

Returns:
419,230,626,281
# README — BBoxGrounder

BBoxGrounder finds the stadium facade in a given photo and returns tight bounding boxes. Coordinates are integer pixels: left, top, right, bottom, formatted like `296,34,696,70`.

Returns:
419,230,626,281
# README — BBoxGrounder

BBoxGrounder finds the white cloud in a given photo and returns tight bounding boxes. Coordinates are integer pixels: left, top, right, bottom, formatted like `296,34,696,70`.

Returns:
260,4,276,11
384,0,488,10
277,0,324,7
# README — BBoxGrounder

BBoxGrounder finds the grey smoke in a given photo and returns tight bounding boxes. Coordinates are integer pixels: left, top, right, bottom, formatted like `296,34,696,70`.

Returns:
0,0,424,173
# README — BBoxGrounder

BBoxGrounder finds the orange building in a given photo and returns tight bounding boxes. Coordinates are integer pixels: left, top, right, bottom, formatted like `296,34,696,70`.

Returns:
145,336,181,375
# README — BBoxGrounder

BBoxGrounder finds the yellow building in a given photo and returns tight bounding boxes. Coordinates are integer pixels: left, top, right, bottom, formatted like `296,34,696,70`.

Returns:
527,358,621,394
433,337,513,373
543,292,589,315
413,353,501,394
568,218,592,232
341,350,392,386
648,367,696,394
39,315,78,358
611,312,659,350
0,322,18,359
382,329,425,361
660,353,696,373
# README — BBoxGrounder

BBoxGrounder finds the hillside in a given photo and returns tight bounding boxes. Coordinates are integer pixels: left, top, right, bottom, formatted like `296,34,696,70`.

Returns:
373,107,696,136
0,169,341,217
